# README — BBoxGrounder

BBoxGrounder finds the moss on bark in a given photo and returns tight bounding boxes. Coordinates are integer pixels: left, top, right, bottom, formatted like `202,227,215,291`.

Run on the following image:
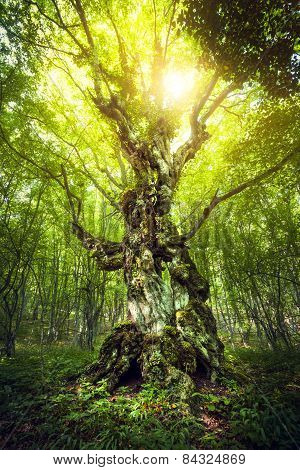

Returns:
176,300,224,381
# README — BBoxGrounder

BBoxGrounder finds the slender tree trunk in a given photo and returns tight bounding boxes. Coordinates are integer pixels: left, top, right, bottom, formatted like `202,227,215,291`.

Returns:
5,331,16,357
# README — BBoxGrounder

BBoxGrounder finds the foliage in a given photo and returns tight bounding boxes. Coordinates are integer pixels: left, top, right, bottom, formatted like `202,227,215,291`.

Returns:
1,343,299,450
180,0,299,96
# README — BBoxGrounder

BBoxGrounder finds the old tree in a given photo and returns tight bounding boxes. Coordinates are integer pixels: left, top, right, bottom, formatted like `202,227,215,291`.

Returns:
1,0,299,395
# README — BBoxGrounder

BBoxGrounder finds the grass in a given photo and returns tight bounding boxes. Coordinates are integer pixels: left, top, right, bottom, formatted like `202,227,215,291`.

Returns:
0,342,299,450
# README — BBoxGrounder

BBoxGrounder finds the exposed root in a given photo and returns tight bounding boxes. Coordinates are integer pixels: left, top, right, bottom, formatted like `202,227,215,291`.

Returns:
76,320,224,402
80,322,143,390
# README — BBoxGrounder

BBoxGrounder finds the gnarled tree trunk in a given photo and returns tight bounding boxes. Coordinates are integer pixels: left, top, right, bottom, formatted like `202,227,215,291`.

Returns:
76,137,224,399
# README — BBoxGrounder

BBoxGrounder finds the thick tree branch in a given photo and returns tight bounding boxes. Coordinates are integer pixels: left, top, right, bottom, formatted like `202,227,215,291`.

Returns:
181,147,300,241
173,123,210,182
200,81,238,123
71,222,123,271
71,0,95,50
173,72,221,179
98,166,124,190
190,71,219,135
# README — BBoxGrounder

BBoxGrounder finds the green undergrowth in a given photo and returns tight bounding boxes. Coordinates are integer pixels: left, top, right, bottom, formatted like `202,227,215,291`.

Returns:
0,343,299,450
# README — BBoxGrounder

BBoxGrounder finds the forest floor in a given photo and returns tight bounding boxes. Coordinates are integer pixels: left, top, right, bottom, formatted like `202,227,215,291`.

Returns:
0,342,299,450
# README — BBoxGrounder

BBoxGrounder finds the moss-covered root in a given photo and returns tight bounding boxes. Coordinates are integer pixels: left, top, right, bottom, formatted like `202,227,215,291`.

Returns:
78,321,222,401
81,322,144,390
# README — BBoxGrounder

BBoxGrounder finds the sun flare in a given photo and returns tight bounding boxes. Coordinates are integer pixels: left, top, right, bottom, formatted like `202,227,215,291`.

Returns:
163,69,196,101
